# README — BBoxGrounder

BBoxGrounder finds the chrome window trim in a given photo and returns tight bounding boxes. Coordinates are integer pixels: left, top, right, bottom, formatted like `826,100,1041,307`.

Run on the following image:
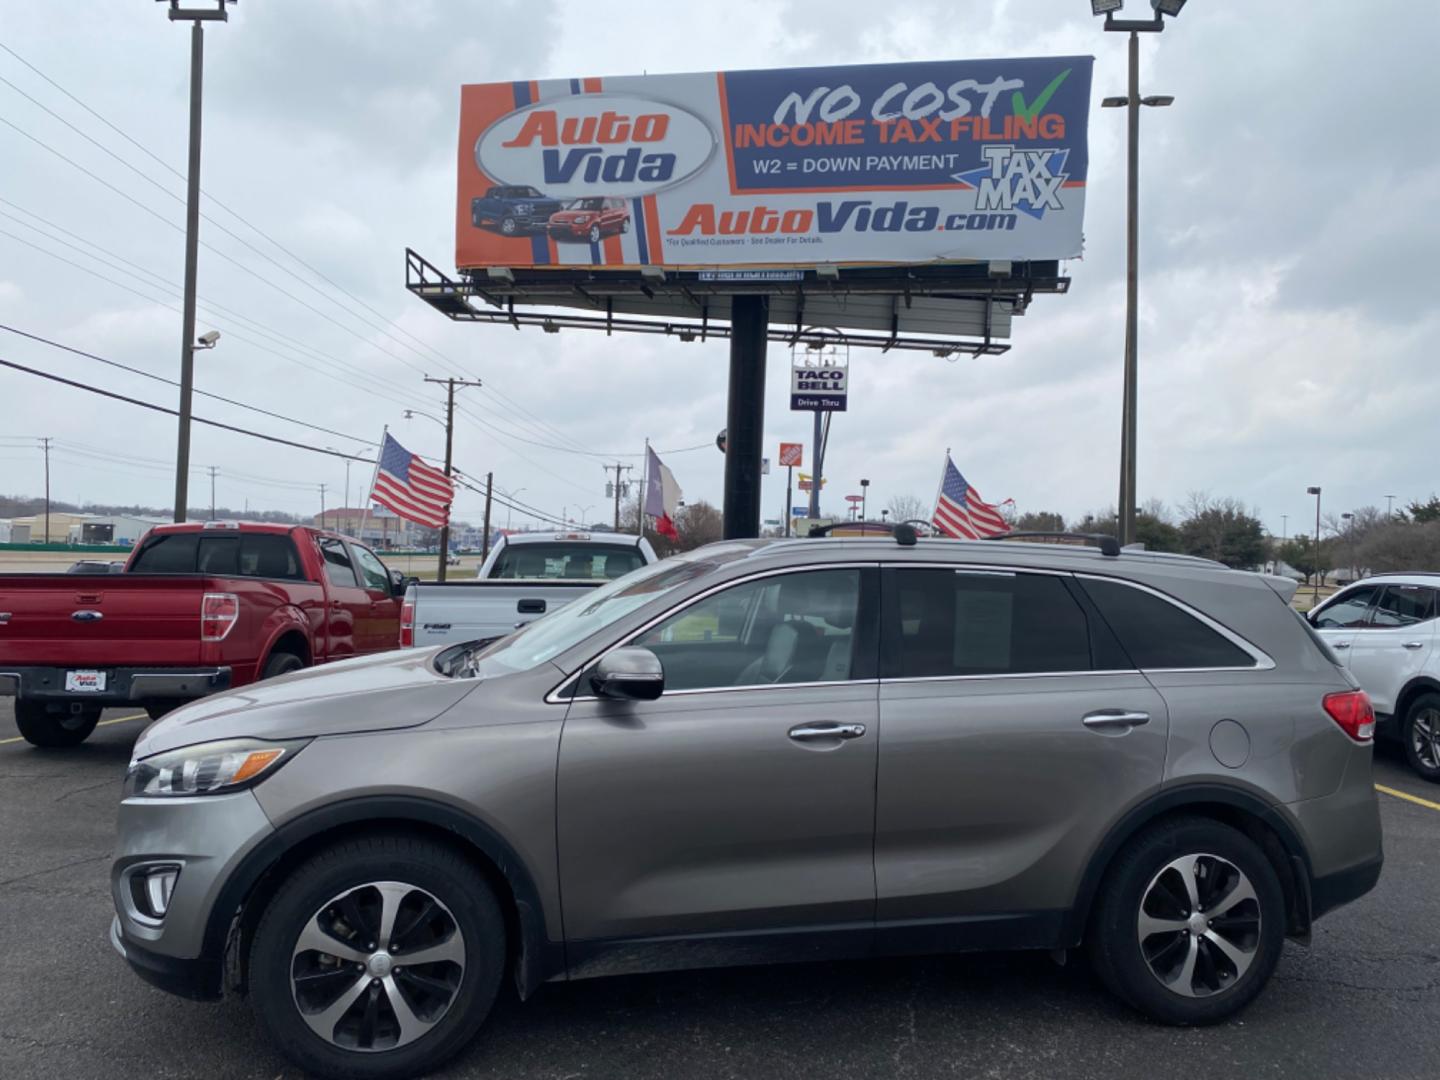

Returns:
545,562,876,704
881,669,1141,686
1070,571,1276,672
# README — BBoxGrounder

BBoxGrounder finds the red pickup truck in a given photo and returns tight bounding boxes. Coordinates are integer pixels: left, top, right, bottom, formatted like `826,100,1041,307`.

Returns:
0,521,406,748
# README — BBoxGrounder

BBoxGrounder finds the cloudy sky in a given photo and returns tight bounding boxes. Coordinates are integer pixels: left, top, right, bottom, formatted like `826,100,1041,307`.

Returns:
1,0,1435,535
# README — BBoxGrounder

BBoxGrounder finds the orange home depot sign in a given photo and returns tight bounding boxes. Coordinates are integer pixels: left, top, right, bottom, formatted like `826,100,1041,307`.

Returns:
778,442,803,467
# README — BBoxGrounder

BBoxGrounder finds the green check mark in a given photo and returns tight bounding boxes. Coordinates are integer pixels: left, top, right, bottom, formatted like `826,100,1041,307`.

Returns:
1011,68,1071,122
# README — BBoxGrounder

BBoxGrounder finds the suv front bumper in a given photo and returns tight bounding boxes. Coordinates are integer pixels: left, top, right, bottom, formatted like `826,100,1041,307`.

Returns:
111,789,275,1000
1,665,230,708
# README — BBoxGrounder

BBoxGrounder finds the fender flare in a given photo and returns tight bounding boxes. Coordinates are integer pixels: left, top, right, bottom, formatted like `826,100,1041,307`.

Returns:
1063,782,1314,945
1393,676,1440,723
256,607,312,670
204,795,562,997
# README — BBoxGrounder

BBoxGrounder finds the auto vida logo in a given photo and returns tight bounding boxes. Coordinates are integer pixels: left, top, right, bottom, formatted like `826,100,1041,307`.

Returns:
475,94,715,199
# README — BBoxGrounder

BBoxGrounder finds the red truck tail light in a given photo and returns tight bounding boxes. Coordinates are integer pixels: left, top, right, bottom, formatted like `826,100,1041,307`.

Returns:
400,598,415,648
1323,689,1375,742
201,592,240,642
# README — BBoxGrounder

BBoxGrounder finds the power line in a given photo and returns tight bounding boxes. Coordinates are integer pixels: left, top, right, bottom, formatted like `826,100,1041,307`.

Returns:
0,354,371,462
0,322,377,446
0,42,616,457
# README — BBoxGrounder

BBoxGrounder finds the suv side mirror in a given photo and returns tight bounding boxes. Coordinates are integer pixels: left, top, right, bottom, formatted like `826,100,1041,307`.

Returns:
591,647,664,701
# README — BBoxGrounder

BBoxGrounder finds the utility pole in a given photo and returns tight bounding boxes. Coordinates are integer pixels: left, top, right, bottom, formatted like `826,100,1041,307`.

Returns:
163,0,231,524
481,471,494,559
605,462,633,530
423,376,483,581
319,483,327,531
208,465,218,520
39,436,52,543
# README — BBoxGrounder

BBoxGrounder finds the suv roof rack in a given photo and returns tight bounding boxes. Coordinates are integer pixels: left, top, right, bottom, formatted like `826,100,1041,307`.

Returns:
985,531,1121,557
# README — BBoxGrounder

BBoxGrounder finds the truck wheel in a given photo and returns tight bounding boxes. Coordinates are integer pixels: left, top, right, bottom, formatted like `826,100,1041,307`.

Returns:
500,216,518,236
261,652,306,681
248,833,506,1079
621,218,630,233
14,702,100,748
587,224,601,244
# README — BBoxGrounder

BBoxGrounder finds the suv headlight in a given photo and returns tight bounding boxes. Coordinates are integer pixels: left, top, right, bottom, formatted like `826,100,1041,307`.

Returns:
124,738,308,798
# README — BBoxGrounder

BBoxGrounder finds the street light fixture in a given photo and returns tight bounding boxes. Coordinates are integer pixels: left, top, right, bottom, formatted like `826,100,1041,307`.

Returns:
1090,0,1182,547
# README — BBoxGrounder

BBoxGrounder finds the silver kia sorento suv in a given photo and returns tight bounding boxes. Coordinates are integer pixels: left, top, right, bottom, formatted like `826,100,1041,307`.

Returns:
111,534,1384,1079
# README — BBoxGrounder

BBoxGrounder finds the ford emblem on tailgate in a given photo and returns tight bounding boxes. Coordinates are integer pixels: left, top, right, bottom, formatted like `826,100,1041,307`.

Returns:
71,610,104,622
0,612,11,625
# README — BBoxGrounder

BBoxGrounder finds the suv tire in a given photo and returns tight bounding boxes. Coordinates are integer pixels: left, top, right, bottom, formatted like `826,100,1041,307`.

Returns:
1088,816,1285,1025
1402,691,1440,782
249,834,506,1080
15,701,100,748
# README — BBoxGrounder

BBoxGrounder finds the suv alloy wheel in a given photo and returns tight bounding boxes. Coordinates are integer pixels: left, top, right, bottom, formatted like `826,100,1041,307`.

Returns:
249,834,506,1079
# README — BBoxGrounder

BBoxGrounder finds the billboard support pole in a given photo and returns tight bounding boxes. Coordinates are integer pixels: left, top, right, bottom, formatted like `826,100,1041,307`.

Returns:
785,465,793,538
723,295,768,540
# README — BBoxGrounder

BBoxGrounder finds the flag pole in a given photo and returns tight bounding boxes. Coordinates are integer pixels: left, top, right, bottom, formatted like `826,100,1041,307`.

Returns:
930,448,950,536
638,437,649,537
357,426,385,546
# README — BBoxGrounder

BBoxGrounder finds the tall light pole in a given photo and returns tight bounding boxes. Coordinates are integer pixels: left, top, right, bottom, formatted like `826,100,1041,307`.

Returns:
161,0,232,523
499,486,526,531
1281,514,1287,543
1307,485,1322,604
1093,0,1183,545
860,477,870,522
1386,494,1397,519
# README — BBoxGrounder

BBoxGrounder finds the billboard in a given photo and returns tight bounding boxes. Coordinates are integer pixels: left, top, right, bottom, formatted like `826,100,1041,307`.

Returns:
456,56,1093,272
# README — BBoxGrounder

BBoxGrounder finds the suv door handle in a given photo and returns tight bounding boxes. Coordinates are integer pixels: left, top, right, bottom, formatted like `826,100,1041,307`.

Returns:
1403,641,1425,649
1331,641,1350,649
1082,710,1151,731
788,722,866,741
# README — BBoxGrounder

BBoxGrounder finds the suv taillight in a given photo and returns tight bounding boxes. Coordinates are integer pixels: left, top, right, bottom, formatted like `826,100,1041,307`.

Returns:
400,599,415,648
1323,689,1375,742
200,592,240,642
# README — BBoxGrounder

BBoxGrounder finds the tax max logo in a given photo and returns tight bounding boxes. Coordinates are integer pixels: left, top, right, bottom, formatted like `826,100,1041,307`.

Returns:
952,146,1071,220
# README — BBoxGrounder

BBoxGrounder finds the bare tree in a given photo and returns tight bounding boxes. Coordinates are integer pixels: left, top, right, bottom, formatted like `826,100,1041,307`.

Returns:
886,494,929,525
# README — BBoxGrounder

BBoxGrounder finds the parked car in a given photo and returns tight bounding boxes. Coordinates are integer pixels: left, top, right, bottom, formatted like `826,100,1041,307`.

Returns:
111,532,1382,1078
1308,572,1440,781
401,531,657,649
469,185,564,236
0,521,406,747
66,559,126,574
547,197,630,243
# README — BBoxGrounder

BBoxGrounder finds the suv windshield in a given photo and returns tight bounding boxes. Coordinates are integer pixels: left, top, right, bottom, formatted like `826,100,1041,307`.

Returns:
445,547,752,678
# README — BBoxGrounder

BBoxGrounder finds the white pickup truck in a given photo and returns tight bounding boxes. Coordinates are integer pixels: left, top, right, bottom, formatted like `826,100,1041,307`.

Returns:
401,531,658,648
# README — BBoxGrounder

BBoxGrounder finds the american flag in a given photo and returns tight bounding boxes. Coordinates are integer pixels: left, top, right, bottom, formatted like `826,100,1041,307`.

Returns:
370,433,454,529
932,456,1010,539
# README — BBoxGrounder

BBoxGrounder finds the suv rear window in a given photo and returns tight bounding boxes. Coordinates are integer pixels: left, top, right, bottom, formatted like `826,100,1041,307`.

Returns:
1079,578,1255,670
883,569,1093,677
488,543,644,581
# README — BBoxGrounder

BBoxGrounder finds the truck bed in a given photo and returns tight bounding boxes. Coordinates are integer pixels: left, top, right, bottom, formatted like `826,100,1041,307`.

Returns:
407,579,604,647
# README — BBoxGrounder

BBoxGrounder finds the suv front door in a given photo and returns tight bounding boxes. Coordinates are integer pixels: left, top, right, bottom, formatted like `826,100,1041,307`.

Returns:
1309,584,1381,664
1346,584,1438,715
556,566,879,971
873,567,1169,949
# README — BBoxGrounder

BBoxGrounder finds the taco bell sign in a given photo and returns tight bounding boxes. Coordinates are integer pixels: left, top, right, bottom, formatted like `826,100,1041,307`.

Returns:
791,359,848,412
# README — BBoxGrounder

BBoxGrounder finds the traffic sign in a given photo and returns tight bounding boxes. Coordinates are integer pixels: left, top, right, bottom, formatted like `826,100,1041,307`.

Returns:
778,442,803,468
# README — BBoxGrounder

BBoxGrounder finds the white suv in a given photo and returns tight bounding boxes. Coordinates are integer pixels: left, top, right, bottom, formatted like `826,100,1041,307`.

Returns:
1309,573,1440,781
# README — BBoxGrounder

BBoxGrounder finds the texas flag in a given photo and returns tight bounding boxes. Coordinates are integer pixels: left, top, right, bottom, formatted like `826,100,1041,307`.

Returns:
644,445,682,541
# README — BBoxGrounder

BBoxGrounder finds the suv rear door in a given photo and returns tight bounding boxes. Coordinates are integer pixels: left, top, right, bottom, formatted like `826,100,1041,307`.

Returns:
1345,584,1438,714
872,566,1168,947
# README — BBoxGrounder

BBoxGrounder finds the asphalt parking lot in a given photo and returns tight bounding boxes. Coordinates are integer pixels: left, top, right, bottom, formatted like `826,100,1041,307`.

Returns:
2,705,1437,1080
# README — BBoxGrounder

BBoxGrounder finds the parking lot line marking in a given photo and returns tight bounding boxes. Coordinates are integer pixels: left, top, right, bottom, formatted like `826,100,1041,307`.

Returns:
1375,784,1440,813
0,712,146,745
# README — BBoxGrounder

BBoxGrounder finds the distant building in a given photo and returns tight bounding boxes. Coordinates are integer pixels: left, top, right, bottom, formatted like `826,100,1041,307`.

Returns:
0,519,14,543
65,514,166,547
312,507,420,549
10,511,92,544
